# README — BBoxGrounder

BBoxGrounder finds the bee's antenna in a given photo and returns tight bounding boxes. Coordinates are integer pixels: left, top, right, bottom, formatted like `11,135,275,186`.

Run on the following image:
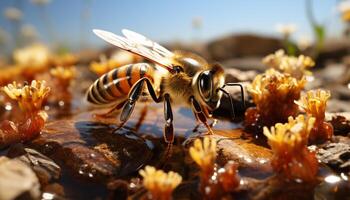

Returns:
222,83,246,108
218,83,246,120
218,88,235,120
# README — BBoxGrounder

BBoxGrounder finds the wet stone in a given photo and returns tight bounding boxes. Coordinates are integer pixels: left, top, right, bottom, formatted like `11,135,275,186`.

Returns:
225,68,259,83
315,141,350,175
7,144,61,186
29,113,154,182
0,156,41,200
248,176,318,200
184,130,272,177
328,114,350,136
213,131,272,176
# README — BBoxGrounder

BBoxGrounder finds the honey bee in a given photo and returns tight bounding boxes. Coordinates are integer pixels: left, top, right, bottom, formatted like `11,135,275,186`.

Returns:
87,29,244,151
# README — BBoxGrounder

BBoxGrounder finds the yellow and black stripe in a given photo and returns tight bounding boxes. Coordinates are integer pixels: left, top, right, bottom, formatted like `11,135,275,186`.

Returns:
87,63,155,105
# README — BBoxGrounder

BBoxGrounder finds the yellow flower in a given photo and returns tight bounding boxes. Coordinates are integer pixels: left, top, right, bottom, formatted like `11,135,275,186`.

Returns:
264,115,315,154
263,115,318,182
51,53,78,67
2,80,50,113
90,51,140,76
50,66,77,82
263,50,314,79
139,166,182,200
248,69,305,117
189,137,216,172
90,59,118,76
295,89,330,121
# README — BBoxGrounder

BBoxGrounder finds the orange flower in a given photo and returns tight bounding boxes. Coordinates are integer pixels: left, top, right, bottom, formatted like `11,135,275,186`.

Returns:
264,115,318,182
2,80,50,114
263,50,314,79
139,166,182,200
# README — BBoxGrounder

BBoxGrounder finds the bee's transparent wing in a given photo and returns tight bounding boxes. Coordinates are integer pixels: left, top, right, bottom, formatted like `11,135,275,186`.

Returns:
93,29,174,70
122,29,174,58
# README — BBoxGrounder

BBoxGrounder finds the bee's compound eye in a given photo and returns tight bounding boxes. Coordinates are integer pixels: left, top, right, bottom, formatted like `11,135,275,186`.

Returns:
198,71,213,101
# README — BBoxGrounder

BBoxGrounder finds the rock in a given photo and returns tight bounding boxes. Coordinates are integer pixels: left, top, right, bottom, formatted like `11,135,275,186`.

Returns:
107,179,129,200
317,63,347,84
225,68,259,83
316,38,350,68
7,144,61,185
326,112,350,136
207,34,283,61
328,115,350,136
327,99,350,113
212,130,272,173
213,129,272,170
315,141,350,175
42,183,65,199
331,85,350,101
249,177,317,200
0,156,41,200
30,113,155,182
221,57,265,71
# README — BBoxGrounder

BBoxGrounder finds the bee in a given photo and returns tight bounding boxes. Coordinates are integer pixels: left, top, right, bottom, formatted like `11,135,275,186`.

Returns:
87,29,245,151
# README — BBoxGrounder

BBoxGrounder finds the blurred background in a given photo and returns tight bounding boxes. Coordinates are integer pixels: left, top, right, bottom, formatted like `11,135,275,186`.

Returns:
0,0,346,51
0,0,349,80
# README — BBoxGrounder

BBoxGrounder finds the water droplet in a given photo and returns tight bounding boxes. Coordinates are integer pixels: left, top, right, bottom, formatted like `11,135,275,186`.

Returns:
217,167,225,173
295,178,303,183
340,173,348,181
239,179,245,185
306,75,315,82
5,103,12,111
324,175,341,184
58,101,65,107
42,192,55,200
130,182,137,188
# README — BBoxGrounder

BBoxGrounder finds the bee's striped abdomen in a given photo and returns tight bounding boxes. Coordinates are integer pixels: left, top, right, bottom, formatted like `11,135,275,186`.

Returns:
87,63,155,105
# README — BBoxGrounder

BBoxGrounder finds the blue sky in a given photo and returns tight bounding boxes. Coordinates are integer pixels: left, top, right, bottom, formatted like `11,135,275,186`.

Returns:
0,0,343,49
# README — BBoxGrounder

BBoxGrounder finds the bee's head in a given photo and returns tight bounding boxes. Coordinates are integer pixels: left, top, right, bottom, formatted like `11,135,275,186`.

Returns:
193,63,225,111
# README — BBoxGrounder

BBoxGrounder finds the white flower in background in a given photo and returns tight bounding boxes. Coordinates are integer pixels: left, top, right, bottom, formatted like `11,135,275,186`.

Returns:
297,36,312,51
276,23,297,36
338,0,350,22
3,7,22,21
20,24,38,39
31,0,51,5
13,43,51,68
192,16,203,30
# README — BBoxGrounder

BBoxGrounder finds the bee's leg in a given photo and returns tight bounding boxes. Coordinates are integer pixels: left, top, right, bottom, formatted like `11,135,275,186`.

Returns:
209,119,218,128
163,93,174,155
190,97,213,134
144,78,163,103
117,80,145,129
192,109,201,132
